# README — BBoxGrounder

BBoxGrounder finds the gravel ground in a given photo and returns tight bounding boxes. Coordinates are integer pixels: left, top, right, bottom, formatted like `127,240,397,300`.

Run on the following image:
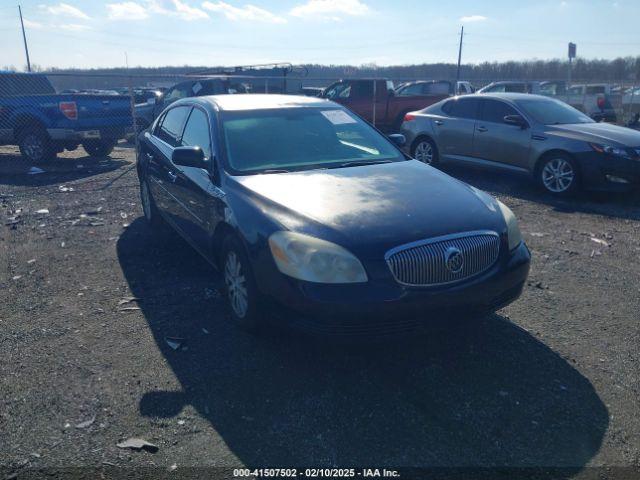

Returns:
0,144,639,480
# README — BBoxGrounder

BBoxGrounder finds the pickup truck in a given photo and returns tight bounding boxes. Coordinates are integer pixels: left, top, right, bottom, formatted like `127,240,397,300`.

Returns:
321,79,449,132
0,72,132,162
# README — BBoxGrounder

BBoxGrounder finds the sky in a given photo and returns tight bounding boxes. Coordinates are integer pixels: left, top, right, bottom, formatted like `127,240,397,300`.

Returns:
1,0,639,70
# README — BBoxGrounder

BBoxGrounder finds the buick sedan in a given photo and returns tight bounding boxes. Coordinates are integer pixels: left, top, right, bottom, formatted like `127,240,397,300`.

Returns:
136,94,530,334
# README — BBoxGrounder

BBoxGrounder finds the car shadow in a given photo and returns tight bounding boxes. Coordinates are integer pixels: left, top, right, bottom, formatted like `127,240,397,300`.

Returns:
117,218,608,474
439,164,640,222
0,147,131,187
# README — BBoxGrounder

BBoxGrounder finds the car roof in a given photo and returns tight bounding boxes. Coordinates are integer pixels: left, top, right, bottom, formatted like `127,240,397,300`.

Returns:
454,92,544,101
195,94,332,111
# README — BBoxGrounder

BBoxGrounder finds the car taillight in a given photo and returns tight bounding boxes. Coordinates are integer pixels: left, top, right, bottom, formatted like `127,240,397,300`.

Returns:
404,113,416,122
59,101,78,120
597,96,605,109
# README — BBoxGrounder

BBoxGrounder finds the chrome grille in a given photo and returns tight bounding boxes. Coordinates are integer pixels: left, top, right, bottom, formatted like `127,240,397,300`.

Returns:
386,231,500,286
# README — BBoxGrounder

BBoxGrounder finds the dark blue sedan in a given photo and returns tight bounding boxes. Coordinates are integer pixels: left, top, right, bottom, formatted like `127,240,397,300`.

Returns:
136,94,530,334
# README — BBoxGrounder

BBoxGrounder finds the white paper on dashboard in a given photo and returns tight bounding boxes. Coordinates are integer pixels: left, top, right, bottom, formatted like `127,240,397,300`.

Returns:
321,110,358,125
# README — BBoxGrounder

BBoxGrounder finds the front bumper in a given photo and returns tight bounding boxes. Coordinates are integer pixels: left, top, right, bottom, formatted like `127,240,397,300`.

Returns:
257,241,531,335
576,151,640,192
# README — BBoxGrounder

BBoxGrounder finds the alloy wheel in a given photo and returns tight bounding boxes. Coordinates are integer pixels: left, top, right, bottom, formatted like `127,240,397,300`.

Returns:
414,141,434,164
225,251,249,319
541,158,575,193
22,134,44,161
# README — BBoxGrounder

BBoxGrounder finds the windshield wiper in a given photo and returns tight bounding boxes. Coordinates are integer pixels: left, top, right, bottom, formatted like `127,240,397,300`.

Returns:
331,159,393,169
259,169,291,174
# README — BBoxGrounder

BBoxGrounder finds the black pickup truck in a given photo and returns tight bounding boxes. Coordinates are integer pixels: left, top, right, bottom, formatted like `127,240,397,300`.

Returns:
0,72,132,162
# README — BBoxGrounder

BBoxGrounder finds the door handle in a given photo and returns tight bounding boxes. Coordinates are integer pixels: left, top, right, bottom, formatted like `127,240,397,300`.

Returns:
477,126,488,133
167,171,178,183
434,120,444,126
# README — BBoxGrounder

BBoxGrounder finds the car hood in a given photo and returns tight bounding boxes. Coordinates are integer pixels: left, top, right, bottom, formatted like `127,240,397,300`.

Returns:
230,160,506,259
549,122,640,146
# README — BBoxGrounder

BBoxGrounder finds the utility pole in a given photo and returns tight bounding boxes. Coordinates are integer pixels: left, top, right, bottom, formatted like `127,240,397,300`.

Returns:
18,5,32,72
456,26,464,83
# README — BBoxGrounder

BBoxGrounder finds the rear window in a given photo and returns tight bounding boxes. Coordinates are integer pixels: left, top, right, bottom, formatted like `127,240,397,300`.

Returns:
442,98,480,119
586,86,605,95
0,74,55,96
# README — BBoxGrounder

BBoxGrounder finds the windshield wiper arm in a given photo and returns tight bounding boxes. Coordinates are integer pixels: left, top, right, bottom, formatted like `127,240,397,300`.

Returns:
332,160,393,169
259,169,290,174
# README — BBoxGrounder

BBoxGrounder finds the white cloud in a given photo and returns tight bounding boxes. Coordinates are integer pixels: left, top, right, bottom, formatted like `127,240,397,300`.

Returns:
41,2,91,20
148,0,209,20
57,23,92,31
23,19,44,29
202,1,286,23
459,15,487,23
106,2,149,20
289,0,370,20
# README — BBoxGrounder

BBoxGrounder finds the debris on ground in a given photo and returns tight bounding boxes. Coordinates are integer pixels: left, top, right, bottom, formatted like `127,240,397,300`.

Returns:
27,166,45,175
202,328,210,334
59,185,75,193
590,237,610,247
116,438,159,453
75,416,96,429
165,337,185,351
118,296,140,306
35,209,49,215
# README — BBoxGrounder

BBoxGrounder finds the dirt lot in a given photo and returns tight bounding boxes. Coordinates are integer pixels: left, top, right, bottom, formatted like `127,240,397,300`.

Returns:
1,143,639,479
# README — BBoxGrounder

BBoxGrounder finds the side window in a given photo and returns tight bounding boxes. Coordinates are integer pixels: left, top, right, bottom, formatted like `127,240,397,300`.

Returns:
423,82,451,95
351,81,373,99
504,83,526,93
181,108,213,162
398,83,424,96
164,84,190,104
156,106,189,147
446,98,480,119
481,100,518,124
486,84,506,93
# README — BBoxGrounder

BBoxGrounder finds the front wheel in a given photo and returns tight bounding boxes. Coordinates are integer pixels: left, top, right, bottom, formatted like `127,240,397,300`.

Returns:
82,139,116,157
537,155,579,196
222,236,262,332
412,137,438,165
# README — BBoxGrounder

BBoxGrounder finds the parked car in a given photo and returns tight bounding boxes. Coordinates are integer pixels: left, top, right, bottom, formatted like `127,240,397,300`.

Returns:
478,81,542,94
564,84,618,123
0,72,132,162
134,78,248,132
321,79,449,132
136,94,530,334
400,93,640,195
395,80,474,97
299,86,325,97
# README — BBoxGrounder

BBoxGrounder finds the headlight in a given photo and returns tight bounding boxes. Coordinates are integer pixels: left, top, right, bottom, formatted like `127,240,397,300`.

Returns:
589,143,631,158
497,200,523,251
268,231,368,284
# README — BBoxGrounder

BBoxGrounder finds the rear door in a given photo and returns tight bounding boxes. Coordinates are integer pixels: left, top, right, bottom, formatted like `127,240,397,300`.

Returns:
435,97,480,158
473,98,531,169
146,105,190,224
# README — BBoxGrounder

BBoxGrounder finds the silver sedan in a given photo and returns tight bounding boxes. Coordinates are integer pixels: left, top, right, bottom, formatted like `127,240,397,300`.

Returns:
400,93,640,195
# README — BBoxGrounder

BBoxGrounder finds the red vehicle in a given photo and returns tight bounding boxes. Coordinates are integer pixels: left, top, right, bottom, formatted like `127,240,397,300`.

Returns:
321,79,449,132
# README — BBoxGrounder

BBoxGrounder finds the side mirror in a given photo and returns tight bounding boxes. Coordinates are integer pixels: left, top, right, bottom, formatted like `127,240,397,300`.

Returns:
504,114,527,129
172,146,206,169
388,134,406,148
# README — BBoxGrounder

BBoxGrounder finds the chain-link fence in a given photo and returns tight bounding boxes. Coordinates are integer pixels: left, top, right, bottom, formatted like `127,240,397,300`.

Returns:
1,70,639,164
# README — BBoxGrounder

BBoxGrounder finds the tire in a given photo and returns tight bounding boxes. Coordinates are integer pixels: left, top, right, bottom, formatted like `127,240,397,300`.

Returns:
18,127,56,163
139,177,166,230
221,235,262,332
82,139,116,157
537,153,580,196
411,137,439,165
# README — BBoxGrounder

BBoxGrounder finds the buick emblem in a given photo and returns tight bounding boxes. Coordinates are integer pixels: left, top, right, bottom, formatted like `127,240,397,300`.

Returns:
445,247,464,274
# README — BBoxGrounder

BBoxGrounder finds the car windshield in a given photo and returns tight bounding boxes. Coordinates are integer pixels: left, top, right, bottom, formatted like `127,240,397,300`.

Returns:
516,98,594,125
221,107,405,174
